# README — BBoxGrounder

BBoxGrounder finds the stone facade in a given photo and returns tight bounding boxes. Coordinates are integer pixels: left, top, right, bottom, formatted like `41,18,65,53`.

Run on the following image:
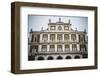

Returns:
28,18,88,60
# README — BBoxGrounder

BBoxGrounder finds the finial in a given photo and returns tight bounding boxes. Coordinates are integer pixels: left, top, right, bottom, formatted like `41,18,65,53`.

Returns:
49,18,51,23
75,28,77,30
30,28,33,32
84,29,86,33
41,27,43,31
59,18,61,22
68,19,70,24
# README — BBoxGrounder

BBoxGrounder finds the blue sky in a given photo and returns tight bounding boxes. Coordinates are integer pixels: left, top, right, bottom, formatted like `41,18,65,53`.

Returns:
28,15,88,32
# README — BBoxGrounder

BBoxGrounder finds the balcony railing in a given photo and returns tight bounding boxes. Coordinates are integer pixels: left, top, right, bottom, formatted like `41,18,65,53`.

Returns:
30,50,87,54
49,48,55,52
39,40,80,43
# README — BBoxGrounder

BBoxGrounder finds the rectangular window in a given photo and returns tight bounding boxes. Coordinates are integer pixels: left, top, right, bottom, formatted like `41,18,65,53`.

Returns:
64,26,69,30
50,26,55,30
49,45,55,52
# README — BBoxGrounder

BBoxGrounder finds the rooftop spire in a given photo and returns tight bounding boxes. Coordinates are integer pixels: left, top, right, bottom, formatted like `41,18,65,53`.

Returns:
41,27,43,31
49,18,51,23
59,18,61,22
68,19,71,24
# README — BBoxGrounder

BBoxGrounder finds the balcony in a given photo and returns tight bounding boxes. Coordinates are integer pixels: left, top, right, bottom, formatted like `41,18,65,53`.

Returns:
41,49,47,52
39,39,80,43
49,48,55,52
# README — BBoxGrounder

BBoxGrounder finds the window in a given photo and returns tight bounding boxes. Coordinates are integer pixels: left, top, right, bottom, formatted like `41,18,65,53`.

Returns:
64,26,69,30
80,45,86,51
57,34,62,41
58,26,62,30
57,56,63,60
50,34,55,41
42,34,48,41
72,44,77,51
71,34,76,41
79,34,85,42
57,45,62,52
64,34,69,40
50,26,55,30
41,45,47,52
32,34,39,42
74,56,80,59
66,56,71,59
49,45,55,52
65,45,70,51
32,45,38,53
37,56,44,60
47,56,54,60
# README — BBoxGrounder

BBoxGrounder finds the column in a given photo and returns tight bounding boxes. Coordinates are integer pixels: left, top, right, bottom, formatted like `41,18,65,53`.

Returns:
40,33,42,43
70,44,72,51
48,34,50,42
55,44,57,52
47,45,49,52
63,44,65,52
77,44,80,51
63,34,64,42
55,34,57,42
38,45,42,52
76,34,79,42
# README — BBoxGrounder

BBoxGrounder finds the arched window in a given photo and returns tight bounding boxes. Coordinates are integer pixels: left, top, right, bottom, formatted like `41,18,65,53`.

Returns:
42,34,48,41
57,34,62,41
82,54,88,58
58,26,62,30
47,56,54,60
64,34,69,40
57,56,63,60
32,45,38,53
71,34,76,41
50,34,55,41
65,56,71,59
74,56,80,59
37,56,44,60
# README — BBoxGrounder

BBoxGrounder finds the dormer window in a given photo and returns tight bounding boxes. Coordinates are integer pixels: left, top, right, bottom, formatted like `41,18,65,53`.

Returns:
64,26,69,30
50,26,55,30
58,26,62,30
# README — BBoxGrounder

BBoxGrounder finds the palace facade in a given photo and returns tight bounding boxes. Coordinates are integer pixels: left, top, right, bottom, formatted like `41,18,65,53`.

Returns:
28,18,88,60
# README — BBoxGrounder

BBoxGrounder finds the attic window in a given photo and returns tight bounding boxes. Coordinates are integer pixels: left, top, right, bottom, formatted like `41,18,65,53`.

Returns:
64,26,69,30
50,26,55,30
58,26,62,30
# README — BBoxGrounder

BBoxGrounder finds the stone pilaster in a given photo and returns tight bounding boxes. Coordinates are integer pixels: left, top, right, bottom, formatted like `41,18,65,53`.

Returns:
55,34,57,42
63,34,64,42
55,44,57,52
40,33,42,42
48,34,50,42
38,45,41,52
63,44,65,52
70,44,72,51
76,34,79,42
77,44,80,51
47,45,49,52
69,34,71,41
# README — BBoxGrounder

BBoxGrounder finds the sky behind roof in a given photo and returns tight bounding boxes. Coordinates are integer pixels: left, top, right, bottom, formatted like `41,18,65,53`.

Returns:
28,15,88,32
